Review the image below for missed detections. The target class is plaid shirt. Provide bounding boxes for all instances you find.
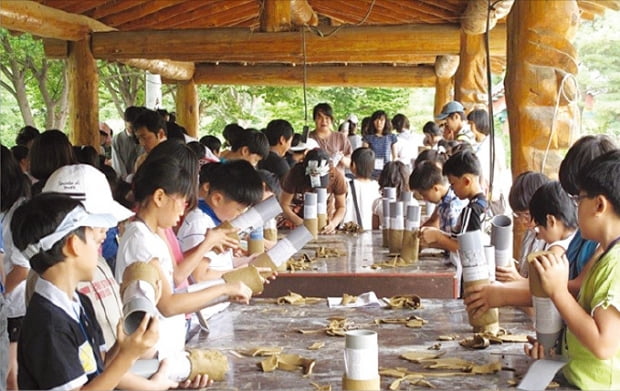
[438,188,467,233]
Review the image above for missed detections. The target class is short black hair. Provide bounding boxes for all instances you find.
[165,121,185,142]
[378,161,410,197]
[199,135,222,154]
[222,123,245,147]
[577,150,620,216]
[73,145,100,168]
[124,106,146,123]
[11,193,85,274]
[529,181,577,229]
[133,156,194,204]
[414,149,448,168]
[368,110,392,136]
[467,109,490,136]
[10,145,29,162]
[200,160,263,206]
[264,119,294,146]
[422,121,442,136]
[409,161,446,191]
[29,129,77,183]
[1,144,31,212]
[231,130,270,160]
[257,168,282,198]
[186,141,205,159]
[133,109,167,136]
[312,103,334,122]
[351,147,375,179]
[442,150,481,177]
[559,135,616,195]
[15,125,40,146]
[508,171,550,211]
[391,114,410,133]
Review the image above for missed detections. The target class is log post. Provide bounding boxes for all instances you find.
[434,55,459,117]
[454,30,487,110]
[261,0,291,32]
[176,79,199,138]
[67,38,99,148]
[505,0,580,177]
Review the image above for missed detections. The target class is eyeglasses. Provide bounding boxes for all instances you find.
[569,194,589,205]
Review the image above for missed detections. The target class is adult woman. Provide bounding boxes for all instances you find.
[308,103,352,171]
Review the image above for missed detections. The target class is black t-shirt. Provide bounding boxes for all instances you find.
[457,193,488,234]
[18,292,105,390]
[257,151,290,180]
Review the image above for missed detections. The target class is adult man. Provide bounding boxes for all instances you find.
[435,101,474,145]
[112,106,145,180]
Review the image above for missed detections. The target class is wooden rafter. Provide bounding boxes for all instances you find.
[116,0,219,30]
[88,0,150,20]
[99,1,182,27]
[165,1,259,29]
[57,0,106,15]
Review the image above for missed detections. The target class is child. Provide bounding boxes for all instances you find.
[116,157,252,363]
[528,181,577,257]
[526,150,620,390]
[343,147,381,230]
[280,148,348,234]
[372,160,411,229]
[418,150,486,252]
[176,160,264,281]
[11,193,158,390]
[409,160,466,239]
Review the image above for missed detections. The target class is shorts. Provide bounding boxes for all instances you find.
[7,316,23,343]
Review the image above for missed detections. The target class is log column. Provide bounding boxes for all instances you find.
[67,38,99,148]
[434,55,459,117]
[454,31,487,110]
[505,0,580,177]
[261,0,291,32]
[176,79,199,138]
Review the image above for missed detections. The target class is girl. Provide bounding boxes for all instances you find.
[362,110,397,178]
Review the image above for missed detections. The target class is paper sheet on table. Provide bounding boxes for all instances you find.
[518,359,566,391]
[327,291,386,308]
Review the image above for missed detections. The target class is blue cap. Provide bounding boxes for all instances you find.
[435,101,464,120]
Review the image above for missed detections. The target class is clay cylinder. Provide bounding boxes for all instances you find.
[382,187,397,201]
[267,225,313,267]
[247,226,265,255]
[484,245,496,282]
[491,215,513,267]
[381,198,391,248]
[316,187,328,231]
[401,205,421,263]
[528,251,562,354]
[388,201,404,254]
[303,192,318,239]
[263,218,278,241]
[231,195,282,231]
[222,265,265,295]
[458,230,500,334]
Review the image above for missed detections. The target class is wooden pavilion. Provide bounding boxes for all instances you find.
[1,0,618,177]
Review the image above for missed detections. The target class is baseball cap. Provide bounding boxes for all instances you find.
[289,137,319,152]
[347,114,359,124]
[43,164,134,222]
[435,101,464,120]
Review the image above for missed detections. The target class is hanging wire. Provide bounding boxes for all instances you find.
[308,0,377,38]
[301,26,309,141]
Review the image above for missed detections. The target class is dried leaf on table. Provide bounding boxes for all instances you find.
[259,353,316,375]
[400,350,446,363]
[307,341,325,350]
[375,315,426,327]
[277,291,323,305]
[385,294,422,309]
[340,293,357,305]
[240,346,283,357]
[470,361,502,374]
[315,246,345,258]
[427,343,442,350]
[459,334,491,349]
[311,381,332,391]
[406,316,427,328]
[437,334,459,341]
[420,357,474,370]
[380,368,409,378]
[371,256,410,269]
[338,222,363,233]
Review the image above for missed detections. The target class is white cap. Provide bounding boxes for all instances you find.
[347,114,359,124]
[289,137,320,152]
[43,164,134,222]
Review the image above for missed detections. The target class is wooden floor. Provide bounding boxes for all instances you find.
[187,299,575,390]
[261,231,459,299]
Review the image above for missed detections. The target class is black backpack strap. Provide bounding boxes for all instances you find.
[349,179,363,226]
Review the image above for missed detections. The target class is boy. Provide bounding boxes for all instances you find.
[258,119,294,180]
[418,150,486,252]
[177,160,265,281]
[221,129,269,167]
[526,150,620,389]
[11,193,158,390]
[343,147,380,231]
[409,160,467,244]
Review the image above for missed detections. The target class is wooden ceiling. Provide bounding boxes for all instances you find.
[34,0,470,31]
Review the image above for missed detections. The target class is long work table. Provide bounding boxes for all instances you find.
[187,298,575,390]
[261,231,459,299]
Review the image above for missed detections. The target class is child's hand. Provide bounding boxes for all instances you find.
[495,261,524,282]
[531,252,569,299]
[148,359,179,389]
[233,253,258,268]
[205,226,239,253]
[226,281,252,304]
[257,268,277,284]
[178,374,213,389]
[420,227,441,245]
[117,314,159,358]
[524,335,547,360]
[321,222,338,234]
[463,284,497,319]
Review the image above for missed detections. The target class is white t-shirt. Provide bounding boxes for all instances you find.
[176,208,233,271]
[2,198,29,318]
[116,220,185,358]
[344,179,381,231]
[395,130,423,169]
[475,135,510,203]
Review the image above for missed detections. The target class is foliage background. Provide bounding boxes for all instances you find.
[1,11,618,146]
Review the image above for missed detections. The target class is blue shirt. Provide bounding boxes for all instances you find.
[438,188,467,233]
[198,199,221,225]
[566,229,598,279]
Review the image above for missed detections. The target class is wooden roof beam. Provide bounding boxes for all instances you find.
[193,64,436,87]
[91,24,507,63]
[462,0,514,35]
[261,0,291,32]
